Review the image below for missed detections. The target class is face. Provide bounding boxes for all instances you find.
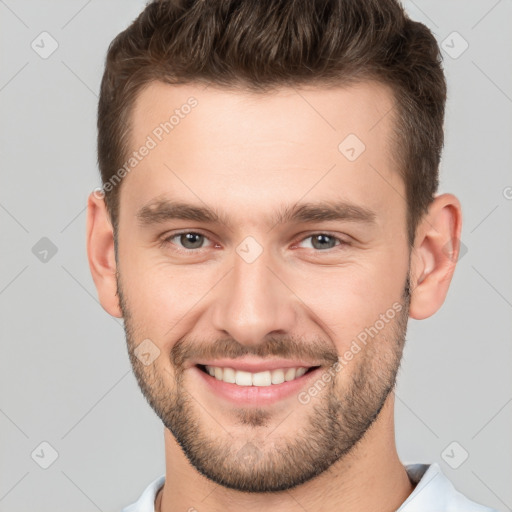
[115,81,412,492]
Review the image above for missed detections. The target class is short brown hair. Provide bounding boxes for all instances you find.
[97,0,446,244]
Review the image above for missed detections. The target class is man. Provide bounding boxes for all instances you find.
[86,0,497,510]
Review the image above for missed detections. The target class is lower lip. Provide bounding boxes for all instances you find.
[192,365,323,406]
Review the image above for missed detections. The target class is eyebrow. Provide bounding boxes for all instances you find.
[136,198,376,230]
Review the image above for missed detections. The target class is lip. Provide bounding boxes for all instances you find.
[192,357,322,373]
[192,364,324,406]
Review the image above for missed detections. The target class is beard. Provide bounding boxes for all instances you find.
[117,272,410,493]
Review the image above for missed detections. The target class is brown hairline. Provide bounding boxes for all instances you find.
[97,0,447,248]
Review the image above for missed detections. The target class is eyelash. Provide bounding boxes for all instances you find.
[159,230,349,254]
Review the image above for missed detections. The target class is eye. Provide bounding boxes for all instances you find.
[160,231,214,251]
[159,231,348,254]
[296,233,346,251]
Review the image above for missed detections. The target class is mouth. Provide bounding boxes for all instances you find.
[196,364,321,386]
[193,363,324,406]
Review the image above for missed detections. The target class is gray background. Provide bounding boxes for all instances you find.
[1,1,511,510]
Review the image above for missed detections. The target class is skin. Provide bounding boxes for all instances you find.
[87,81,462,512]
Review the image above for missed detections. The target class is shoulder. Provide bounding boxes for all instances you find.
[399,463,498,512]
[121,474,166,512]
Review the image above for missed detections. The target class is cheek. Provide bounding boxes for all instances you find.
[118,250,174,337]
[288,253,407,350]
[119,254,217,346]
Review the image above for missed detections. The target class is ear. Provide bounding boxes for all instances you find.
[86,191,123,318]
[409,193,463,320]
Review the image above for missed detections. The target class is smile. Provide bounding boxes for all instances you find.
[200,364,319,387]
[194,363,324,406]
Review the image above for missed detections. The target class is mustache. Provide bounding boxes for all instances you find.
[170,334,340,369]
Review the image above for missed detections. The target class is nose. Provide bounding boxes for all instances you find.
[211,244,297,348]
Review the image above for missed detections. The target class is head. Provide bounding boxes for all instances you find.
[87,0,462,493]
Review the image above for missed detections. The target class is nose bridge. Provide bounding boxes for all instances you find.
[211,240,296,346]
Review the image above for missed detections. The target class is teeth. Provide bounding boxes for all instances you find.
[284,368,296,381]
[235,370,253,386]
[203,365,311,386]
[252,371,271,387]
[296,367,307,377]
[223,367,236,383]
[271,369,285,384]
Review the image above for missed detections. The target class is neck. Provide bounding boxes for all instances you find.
[157,394,415,512]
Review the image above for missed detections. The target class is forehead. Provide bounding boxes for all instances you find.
[121,80,403,229]
[130,80,396,152]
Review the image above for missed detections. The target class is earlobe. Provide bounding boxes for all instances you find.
[409,193,463,320]
[86,192,123,318]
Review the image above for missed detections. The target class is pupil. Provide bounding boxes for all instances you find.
[182,233,203,249]
[313,234,334,250]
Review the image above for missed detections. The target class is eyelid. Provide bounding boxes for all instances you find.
[292,232,349,249]
[160,230,216,252]
[159,230,350,253]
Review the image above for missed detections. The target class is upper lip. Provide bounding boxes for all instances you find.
[193,357,322,373]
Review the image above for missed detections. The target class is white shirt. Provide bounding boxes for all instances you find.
[121,463,498,512]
